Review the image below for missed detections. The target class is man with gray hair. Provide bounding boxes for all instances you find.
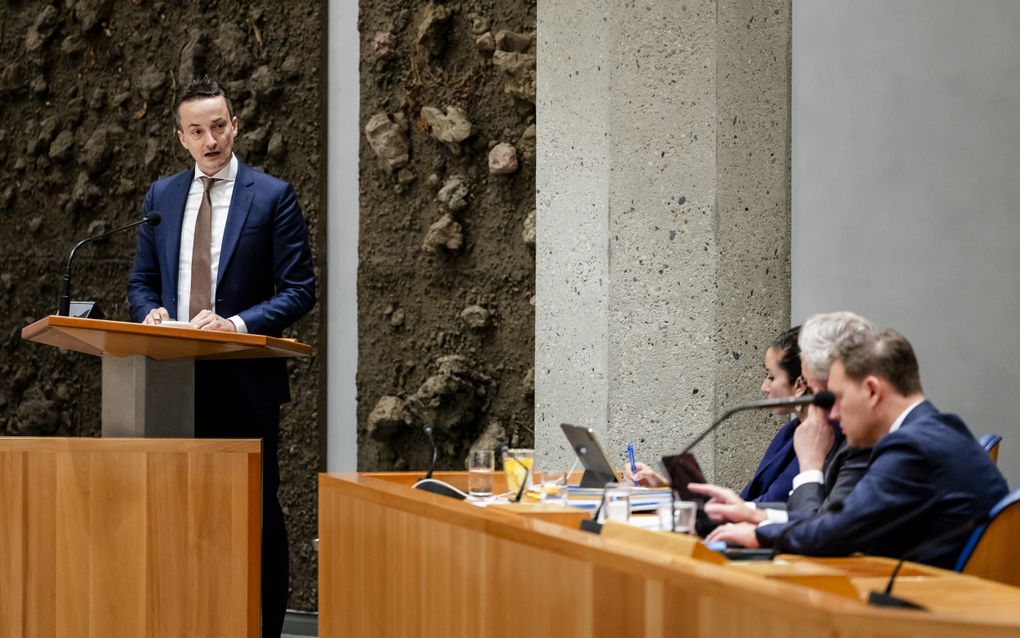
[690,311,873,524]
[709,328,1007,568]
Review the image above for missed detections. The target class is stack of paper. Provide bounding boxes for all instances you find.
[565,486,674,512]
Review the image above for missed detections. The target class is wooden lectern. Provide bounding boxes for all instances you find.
[21,315,310,437]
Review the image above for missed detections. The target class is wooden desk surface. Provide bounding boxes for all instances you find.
[319,471,1020,638]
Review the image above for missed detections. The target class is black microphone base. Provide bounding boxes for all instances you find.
[412,478,467,500]
[579,519,603,534]
[867,591,926,610]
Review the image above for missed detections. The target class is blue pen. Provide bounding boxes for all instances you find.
[627,443,638,487]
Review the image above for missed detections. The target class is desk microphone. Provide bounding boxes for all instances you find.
[680,391,835,456]
[58,212,162,316]
[867,513,989,610]
[498,444,530,503]
[408,399,466,500]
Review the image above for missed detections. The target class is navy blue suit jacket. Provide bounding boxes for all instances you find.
[757,401,1008,568]
[127,161,316,407]
[740,418,800,503]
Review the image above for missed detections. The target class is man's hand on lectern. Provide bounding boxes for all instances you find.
[190,309,237,332]
[142,307,170,325]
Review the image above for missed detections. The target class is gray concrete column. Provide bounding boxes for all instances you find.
[537,0,791,488]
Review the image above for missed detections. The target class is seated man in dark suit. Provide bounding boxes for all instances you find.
[707,328,1009,569]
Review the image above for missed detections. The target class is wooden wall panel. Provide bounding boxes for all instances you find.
[0,437,260,638]
[55,451,91,637]
[0,451,25,638]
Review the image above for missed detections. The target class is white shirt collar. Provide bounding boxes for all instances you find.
[194,154,237,183]
[889,399,925,433]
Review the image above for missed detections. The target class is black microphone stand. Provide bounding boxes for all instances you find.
[867,514,989,610]
[680,391,835,456]
[422,425,438,481]
[58,213,161,316]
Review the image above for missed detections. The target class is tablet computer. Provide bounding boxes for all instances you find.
[560,423,619,488]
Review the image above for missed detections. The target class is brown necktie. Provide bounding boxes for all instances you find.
[189,176,218,320]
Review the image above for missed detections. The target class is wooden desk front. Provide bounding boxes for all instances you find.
[0,437,261,638]
[319,472,1020,638]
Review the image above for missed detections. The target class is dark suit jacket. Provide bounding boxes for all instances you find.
[127,160,316,408]
[756,401,1009,568]
[740,418,801,503]
[785,442,871,515]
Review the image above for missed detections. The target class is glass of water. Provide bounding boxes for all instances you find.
[672,500,697,534]
[602,483,630,522]
[538,470,569,506]
[467,449,495,498]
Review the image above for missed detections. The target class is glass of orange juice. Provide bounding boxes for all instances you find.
[501,448,534,496]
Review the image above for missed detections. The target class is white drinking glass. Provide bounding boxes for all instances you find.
[467,449,495,498]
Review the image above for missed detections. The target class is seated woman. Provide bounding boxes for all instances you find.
[627,326,808,503]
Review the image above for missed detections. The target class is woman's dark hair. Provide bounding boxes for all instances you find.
[771,325,802,383]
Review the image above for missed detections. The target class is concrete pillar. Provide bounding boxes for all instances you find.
[536,0,792,488]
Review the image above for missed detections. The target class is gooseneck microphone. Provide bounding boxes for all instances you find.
[498,444,530,503]
[867,513,990,610]
[680,391,835,456]
[407,399,467,500]
[422,425,438,480]
[58,212,162,316]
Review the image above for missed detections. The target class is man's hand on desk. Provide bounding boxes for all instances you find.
[705,522,761,548]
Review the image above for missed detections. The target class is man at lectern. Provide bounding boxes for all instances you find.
[127,76,316,637]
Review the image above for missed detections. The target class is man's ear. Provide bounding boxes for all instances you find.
[864,375,883,406]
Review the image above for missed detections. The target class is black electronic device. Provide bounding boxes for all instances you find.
[560,423,619,488]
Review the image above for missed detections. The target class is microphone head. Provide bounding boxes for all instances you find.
[496,443,510,455]
[812,391,836,410]
[145,212,162,226]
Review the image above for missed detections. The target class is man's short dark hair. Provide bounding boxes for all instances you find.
[174,76,234,130]
[834,328,923,396]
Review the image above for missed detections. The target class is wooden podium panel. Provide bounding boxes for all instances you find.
[21,316,311,437]
[0,437,261,638]
[21,315,311,361]
[319,472,1020,638]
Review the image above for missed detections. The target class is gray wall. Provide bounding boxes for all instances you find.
[326,0,359,472]
[537,1,792,488]
[793,0,1020,487]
